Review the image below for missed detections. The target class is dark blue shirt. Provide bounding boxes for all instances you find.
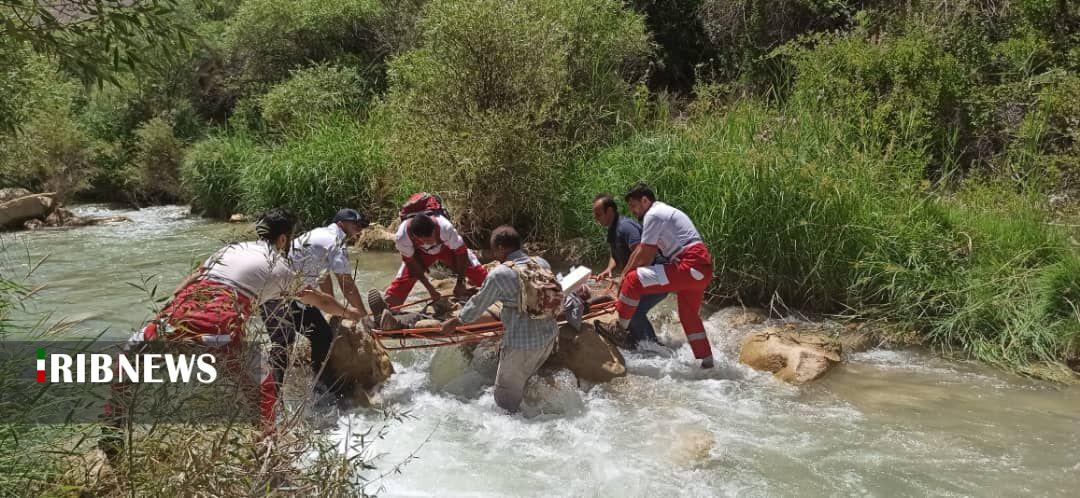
[607,215,665,269]
[607,215,640,269]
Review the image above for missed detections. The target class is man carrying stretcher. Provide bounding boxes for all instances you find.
[377,193,488,311]
[614,183,716,368]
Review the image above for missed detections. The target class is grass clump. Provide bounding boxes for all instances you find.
[239,116,390,227]
[181,134,260,218]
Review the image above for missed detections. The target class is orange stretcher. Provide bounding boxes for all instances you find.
[372,279,618,351]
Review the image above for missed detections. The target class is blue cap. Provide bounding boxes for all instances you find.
[331,208,368,227]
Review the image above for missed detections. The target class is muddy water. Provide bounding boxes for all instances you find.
[3,205,1078,496]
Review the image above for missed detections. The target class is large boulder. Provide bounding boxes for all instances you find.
[545,322,627,384]
[0,193,55,229]
[739,326,841,383]
[355,223,397,251]
[326,317,395,404]
[0,187,33,203]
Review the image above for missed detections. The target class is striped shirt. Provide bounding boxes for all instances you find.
[458,250,558,349]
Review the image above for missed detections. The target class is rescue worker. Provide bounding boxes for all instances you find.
[437,226,558,412]
[381,197,487,308]
[105,208,365,439]
[615,184,716,368]
[261,208,370,398]
[592,193,668,348]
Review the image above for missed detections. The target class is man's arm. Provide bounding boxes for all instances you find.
[404,256,440,300]
[622,244,659,278]
[335,273,368,317]
[440,269,504,333]
[318,274,334,296]
[296,288,363,320]
[597,256,617,280]
[452,250,470,297]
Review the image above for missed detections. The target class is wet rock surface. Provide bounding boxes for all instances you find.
[739,326,842,383]
[326,317,395,404]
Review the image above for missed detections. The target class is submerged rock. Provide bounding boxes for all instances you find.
[546,322,627,384]
[326,317,395,404]
[739,326,841,383]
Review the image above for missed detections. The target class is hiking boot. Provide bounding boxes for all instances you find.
[368,289,388,317]
[635,340,675,358]
[379,309,404,331]
[700,356,715,369]
[594,320,633,350]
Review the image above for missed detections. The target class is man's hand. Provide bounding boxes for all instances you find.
[439,317,461,335]
[597,268,612,280]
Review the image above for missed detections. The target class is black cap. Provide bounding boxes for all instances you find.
[331,208,369,227]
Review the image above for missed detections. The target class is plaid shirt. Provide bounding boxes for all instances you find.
[458,250,558,349]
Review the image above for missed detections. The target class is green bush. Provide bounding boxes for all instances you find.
[259,64,369,133]
[0,55,99,200]
[224,0,382,89]
[239,116,389,227]
[782,25,969,173]
[182,134,261,218]
[383,0,652,236]
[0,111,98,201]
[132,117,187,203]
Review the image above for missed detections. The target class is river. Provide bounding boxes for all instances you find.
[2,205,1078,496]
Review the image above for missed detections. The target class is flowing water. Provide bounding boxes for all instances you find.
[3,205,1078,496]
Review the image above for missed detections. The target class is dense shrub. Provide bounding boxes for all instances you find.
[259,65,370,133]
[0,55,98,200]
[383,0,652,237]
[224,0,383,90]
[133,117,187,203]
[182,134,261,218]
[239,116,389,227]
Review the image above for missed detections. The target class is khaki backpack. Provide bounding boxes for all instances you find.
[504,259,565,320]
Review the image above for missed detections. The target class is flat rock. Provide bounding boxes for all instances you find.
[739,326,841,383]
[0,187,33,203]
[0,193,54,229]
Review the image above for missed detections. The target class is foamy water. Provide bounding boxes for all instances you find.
[334,307,1080,496]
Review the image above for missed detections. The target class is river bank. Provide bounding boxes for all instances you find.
[2,205,1079,495]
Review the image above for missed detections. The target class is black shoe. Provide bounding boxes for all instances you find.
[368,289,388,317]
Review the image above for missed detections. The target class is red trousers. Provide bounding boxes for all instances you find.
[385,248,488,305]
[616,243,714,359]
[107,280,277,426]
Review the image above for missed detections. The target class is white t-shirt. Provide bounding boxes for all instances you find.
[640,201,702,258]
[201,241,297,304]
[395,215,466,258]
[290,223,351,287]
